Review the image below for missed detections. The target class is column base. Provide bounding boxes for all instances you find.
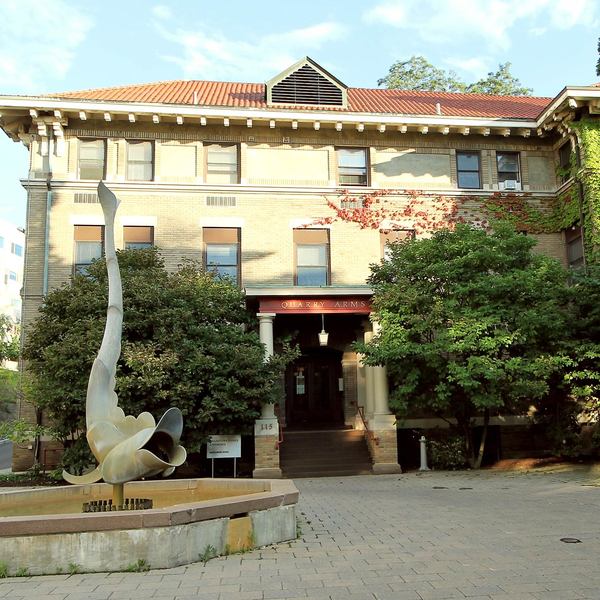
[372,462,402,474]
[253,467,283,479]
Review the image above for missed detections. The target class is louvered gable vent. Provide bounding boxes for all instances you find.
[267,57,347,108]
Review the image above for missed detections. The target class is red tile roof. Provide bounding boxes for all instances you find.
[49,80,551,119]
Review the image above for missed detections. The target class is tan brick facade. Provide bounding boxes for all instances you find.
[5,73,577,472]
[253,435,282,479]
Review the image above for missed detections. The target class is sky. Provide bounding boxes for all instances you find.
[0,0,598,228]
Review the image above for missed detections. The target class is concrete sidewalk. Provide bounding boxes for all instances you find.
[0,468,599,599]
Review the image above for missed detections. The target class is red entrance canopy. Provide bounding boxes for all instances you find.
[259,296,372,314]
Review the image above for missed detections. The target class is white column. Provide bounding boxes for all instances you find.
[257,312,276,419]
[371,320,394,427]
[258,312,275,358]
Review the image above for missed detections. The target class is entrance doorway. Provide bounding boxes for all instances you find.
[285,349,344,429]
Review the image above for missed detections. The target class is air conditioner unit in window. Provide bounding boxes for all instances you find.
[501,180,520,191]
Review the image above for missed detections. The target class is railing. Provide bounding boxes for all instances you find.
[357,406,379,446]
[275,418,284,449]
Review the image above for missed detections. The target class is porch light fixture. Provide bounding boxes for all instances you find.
[318,314,329,346]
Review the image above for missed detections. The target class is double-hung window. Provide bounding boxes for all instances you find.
[565,226,584,269]
[124,226,154,250]
[558,142,572,184]
[456,151,481,189]
[74,225,104,275]
[380,229,415,261]
[126,141,153,181]
[337,148,368,186]
[203,228,240,284]
[78,139,106,180]
[294,229,329,286]
[206,144,239,184]
[496,152,520,189]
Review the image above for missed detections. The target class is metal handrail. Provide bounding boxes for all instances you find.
[276,418,284,449]
[357,406,379,446]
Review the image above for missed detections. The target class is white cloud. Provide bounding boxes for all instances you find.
[444,57,491,79]
[0,0,92,93]
[153,19,347,81]
[152,5,172,20]
[363,0,597,51]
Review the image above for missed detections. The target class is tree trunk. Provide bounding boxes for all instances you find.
[473,408,490,470]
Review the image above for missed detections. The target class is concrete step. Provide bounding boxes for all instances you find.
[280,429,372,478]
[285,468,373,478]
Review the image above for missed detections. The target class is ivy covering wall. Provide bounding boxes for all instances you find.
[571,118,600,263]
[480,116,600,265]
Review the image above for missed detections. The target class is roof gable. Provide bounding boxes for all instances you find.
[266,57,347,108]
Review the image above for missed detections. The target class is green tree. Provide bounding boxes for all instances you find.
[465,63,532,96]
[597,37,600,77]
[23,248,293,472]
[0,315,19,362]
[377,56,466,92]
[359,223,570,468]
[378,56,532,96]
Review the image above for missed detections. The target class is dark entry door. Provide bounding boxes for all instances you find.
[286,351,343,428]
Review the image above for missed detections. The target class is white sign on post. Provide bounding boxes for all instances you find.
[207,435,242,478]
[207,435,241,459]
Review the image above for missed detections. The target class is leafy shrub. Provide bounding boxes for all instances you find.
[428,437,468,470]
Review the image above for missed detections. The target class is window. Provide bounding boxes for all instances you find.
[294,229,329,286]
[337,148,368,186]
[206,144,239,184]
[124,226,154,250]
[10,242,23,257]
[74,225,104,274]
[565,226,584,269]
[78,139,106,180]
[0,236,4,249]
[558,142,572,184]
[127,141,153,181]
[456,151,481,189]
[496,152,520,187]
[8,271,17,282]
[380,229,415,260]
[203,228,240,283]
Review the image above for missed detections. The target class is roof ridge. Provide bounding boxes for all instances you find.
[352,87,551,101]
[48,79,265,97]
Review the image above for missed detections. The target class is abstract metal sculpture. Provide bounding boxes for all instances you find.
[63,182,186,496]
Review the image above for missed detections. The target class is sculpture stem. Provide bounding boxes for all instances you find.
[113,483,124,508]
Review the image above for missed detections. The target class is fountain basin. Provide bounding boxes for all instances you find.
[0,478,298,574]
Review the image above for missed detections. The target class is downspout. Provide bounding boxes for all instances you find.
[43,136,53,296]
[34,133,53,465]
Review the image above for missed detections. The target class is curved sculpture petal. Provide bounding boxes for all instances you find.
[63,182,187,486]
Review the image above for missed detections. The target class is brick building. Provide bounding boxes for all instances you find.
[0,57,596,475]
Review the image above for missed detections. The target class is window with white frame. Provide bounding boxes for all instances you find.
[496,152,520,189]
[206,144,239,184]
[203,228,240,283]
[124,226,154,250]
[126,141,153,181]
[78,139,106,180]
[294,229,329,286]
[380,229,415,260]
[74,225,104,275]
[336,148,368,186]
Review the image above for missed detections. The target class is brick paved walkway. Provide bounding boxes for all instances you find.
[1,468,600,599]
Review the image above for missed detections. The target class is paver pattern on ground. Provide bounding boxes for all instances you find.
[1,467,600,600]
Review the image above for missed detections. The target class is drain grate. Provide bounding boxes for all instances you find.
[82,498,153,512]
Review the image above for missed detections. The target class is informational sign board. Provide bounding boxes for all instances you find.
[206,435,241,459]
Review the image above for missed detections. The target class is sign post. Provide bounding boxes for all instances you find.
[206,435,242,477]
